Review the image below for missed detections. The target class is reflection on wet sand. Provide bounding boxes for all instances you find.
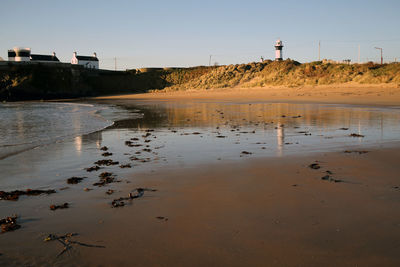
[75,131,104,156]
[104,101,400,153]
[1,101,399,191]
[81,131,103,147]
[74,136,82,156]
[107,101,399,132]
[276,122,284,157]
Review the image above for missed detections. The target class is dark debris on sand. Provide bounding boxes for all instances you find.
[344,150,369,154]
[0,189,56,201]
[67,177,86,184]
[309,163,321,170]
[156,216,169,221]
[94,159,119,166]
[111,188,157,208]
[93,172,116,186]
[119,164,132,168]
[85,166,101,172]
[125,140,143,147]
[106,189,114,195]
[321,175,343,183]
[1,216,21,233]
[142,132,151,138]
[349,133,365,138]
[129,156,151,163]
[50,203,69,211]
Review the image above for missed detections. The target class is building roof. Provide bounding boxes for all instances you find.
[30,54,60,62]
[76,55,99,61]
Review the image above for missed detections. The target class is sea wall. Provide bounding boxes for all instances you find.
[0,63,170,101]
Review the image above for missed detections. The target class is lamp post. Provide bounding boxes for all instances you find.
[375,47,383,64]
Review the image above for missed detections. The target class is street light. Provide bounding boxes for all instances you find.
[375,47,383,64]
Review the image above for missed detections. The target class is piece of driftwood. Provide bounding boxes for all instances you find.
[44,233,105,258]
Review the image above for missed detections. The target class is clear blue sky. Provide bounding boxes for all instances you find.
[1,0,399,70]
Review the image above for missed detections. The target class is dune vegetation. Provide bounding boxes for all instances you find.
[160,60,400,92]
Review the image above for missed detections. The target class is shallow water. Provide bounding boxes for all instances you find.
[0,102,114,160]
[0,100,400,191]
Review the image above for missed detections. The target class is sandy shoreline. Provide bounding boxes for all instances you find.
[2,89,400,266]
[94,84,400,106]
[88,146,400,266]
[2,145,400,266]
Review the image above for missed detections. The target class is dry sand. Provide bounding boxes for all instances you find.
[95,84,400,106]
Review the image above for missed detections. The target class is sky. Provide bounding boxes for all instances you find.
[1,0,399,70]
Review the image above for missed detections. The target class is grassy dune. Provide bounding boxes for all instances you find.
[160,60,400,91]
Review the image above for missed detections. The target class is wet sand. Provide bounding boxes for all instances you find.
[103,147,400,267]
[94,84,400,106]
[80,147,400,267]
[2,146,400,266]
[2,89,400,266]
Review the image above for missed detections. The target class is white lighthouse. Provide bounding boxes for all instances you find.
[274,39,283,61]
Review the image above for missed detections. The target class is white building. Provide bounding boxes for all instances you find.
[71,52,99,69]
[7,47,60,63]
[8,47,31,62]
[274,39,284,61]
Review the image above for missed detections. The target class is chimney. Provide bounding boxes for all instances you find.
[93,52,97,58]
[52,52,56,57]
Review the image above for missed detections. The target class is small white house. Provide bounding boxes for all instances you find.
[71,52,99,69]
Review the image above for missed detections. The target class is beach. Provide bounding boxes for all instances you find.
[96,84,400,106]
[1,86,400,266]
[2,0,400,265]
[58,147,400,266]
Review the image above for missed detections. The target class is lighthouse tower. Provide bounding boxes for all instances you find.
[274,39,283,61]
